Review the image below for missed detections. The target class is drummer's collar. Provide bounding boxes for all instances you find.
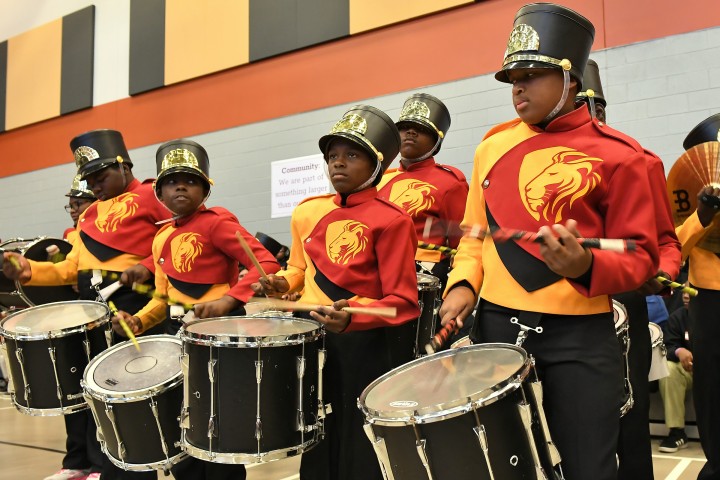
[400,157,435,172]
[334,187,377,207]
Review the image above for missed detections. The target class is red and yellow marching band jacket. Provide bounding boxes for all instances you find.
[378,158,468,262]
[278,188,420,331]
[644,149,681,280]
[676,212,720,290]
[446,107,660,315]
[27,179,169,285]
[134,206,281,331]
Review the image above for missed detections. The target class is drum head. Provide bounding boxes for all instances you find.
[181,316,321,345]
[648,322,663,346]
[0,300,108,339]
[85,335,182,397]
[416,273,440,290]
[360,344,528,423]
[613,300,628,331]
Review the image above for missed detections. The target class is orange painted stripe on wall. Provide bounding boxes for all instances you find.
[165,0,250,86]
[5,19,62,131]
[349,0,473,34]
[0,0,717,178]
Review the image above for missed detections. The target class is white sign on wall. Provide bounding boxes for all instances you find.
[271,154,331,218]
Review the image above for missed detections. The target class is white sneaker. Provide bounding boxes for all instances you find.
[84,474,101,480]
[43,470,89,480]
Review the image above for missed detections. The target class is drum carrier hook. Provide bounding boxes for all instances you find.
[510,312,543,347]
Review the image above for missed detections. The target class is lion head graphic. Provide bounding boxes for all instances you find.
[170,233,203,273]
[523,149,602,222]
[389,179,437,217]
[95,193,139,233]
[326,220,369,265]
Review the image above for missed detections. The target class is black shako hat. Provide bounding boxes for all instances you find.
[255,232,285,258]
[576,59,605,106]
[72,129,132,179]
[65,174,96,199]
[495,3,595,88]
[319,105,401,178]
[396,93,451,155]
[683,114,720,151]
[155,139,213,194]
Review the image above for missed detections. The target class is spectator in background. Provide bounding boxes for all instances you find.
[658,288,692,453]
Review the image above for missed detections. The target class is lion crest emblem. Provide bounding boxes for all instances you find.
[389,179,437,216]
[171,233,203,273]
[521,148,602,222]
[325,220,369,265]
[95,193,139,233]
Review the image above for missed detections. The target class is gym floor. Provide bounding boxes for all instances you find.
[0,394,705,479]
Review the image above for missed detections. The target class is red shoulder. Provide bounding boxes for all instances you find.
[435,163,467,182]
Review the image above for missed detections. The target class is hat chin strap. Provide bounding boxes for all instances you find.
[153,185,212,225]
[541,68,571,125]
[352,160,382,193]
[400,136,442,164]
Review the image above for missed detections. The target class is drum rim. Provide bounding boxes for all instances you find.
[649,322,664,347]
[449,335,471,349]
[416,272,440,290]
[0,300,109,340]
[359,343,530,425]
[102,448,187,473]
[180,430,320,464]
[9,393,88,416]
[83,335,183,401]
[179,316,323,347]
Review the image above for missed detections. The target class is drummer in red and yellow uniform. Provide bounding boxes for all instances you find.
[439,5,659,479]
[251,105,419,480]
[378,93,468,287]
[2,129,169,480]
[112,138,278,479]
[63,174,96,245]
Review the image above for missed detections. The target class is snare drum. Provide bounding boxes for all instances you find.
[0,301,111,415]
[0,237,77,310]
[386,273,441,368]
[359,344,559,480]
[83,335,186,472]
[179,316,324,464]
[613,300,634,417]
[648,323,670,381]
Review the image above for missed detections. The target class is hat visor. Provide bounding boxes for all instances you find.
[156,166,212,190]
[495,61,560,83]
[77,159,120,179]
[66,190,96,199]
[319,132,379,163]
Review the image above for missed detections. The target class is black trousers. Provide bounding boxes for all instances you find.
[614,292,653,480]
[299,328,390,480]
[170,457,246,479]
[471,301,623,480]
[690,287,720,480]
[63,410,105,472]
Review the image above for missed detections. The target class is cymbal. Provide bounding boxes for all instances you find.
[666,142,720,252]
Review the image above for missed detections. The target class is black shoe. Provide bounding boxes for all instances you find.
[0,378,7,393]
[659,428,688,453]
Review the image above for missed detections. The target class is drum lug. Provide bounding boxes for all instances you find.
[207,354,218,456]
[105,404,127,468]
[362,423,396,480]
[48,346,64,404]
[296,355,306,433]
[83,338,91,361]
[471,409,496,480]
[414,437,434,480]
[255,359,264,442]
[15,347,31,405]
[149,397,170,460]
[104,324,112,349]
[317,348,327,420]
[517,402,548,480]
[180,352,190,428]
[0,342,14,396]
[525,381,562,468]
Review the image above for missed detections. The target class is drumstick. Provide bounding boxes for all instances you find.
[236,231,269,283]
[425,318,458,355]
[108,301,141,352]
[131,283,196,311]
[246,297,397,318]
[464,225,636,253]
[655,276,698,297]
[417,241,457,256]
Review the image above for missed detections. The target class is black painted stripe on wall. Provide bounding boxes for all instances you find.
[0,41,6,133]
[61,6,95,115]
[249,0,349,62]
[129,0,165,96]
